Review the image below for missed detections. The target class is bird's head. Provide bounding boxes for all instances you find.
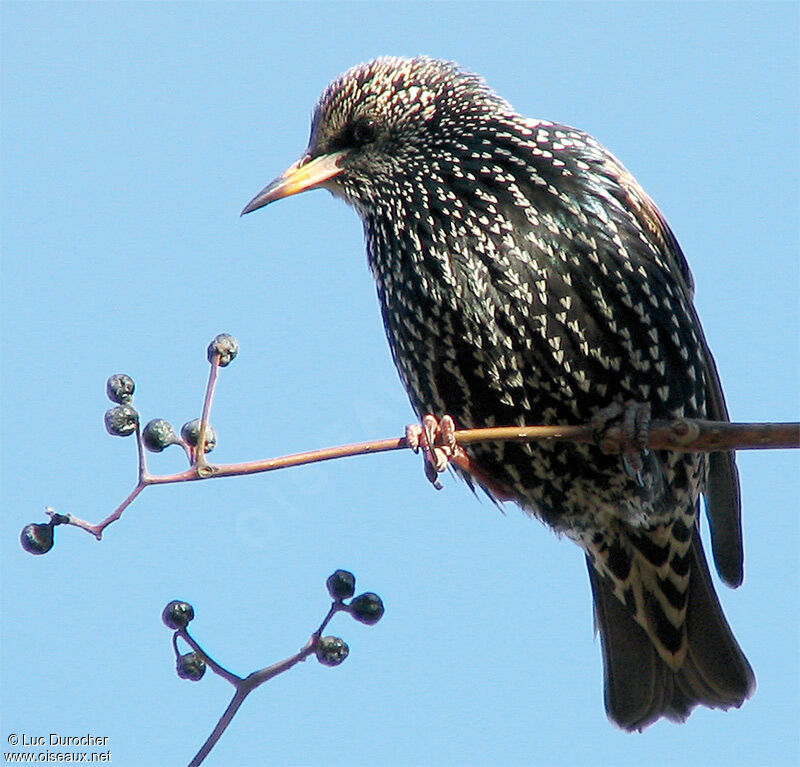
[241,56,511,216]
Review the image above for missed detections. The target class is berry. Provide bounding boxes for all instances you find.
[104,405,139,437]
[315,636,349,667]
[106,373,135,404]
[348,593,385,625]
[180,419,216,452]
[20,522,54,555]
[143,419,179,452]
[162,601,195,630]
[176,652,206,681]
[326,569,356,601]
[207,333,239,367]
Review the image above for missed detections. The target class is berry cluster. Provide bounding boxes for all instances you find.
[104,332,238,453]
[20,334,239,554]
[318,569,385,665]
[162,569,384,684]
[160,570,384,762]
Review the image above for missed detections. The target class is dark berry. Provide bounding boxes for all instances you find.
[180,419,216,452]
[315,636,349,667]
[104,405,139,437]
[143,419,179,452]
[348,593,385,625]
[176,652,206,681]
[207,333,239,367]
[162,601,195,630]
[20,522,54,555]
[326,569,356,601]
[106,374,135,404]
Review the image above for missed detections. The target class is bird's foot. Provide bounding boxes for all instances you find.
[405,414,515,500]
[405,414,460,489]
[592,400,652,485]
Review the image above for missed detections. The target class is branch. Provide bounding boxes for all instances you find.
[199,419,800,480]
[160,570,384,766]
[21,333,798,552]
[455,419,800,453]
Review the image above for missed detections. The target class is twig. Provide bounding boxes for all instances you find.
[184,603,337,767]
[165,570,381,767]
[50,419,798,542]
[194,354,221,475]
[31,334,799,546]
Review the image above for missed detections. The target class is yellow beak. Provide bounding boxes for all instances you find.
[240,151,347,215]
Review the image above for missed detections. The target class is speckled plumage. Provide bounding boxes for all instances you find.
[244,56,754,730]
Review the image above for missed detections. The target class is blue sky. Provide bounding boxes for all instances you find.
[2,2,798,766]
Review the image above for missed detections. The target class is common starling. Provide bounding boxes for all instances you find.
[242,56,755,730]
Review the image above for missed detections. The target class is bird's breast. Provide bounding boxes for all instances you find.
[361,182,708,526]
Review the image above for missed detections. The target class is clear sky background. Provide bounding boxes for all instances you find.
[2,3,798,766]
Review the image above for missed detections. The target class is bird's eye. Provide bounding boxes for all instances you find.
[347,117,378,148]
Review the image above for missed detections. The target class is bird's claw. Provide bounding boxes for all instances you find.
[405,414,460,490]
[592,400,652,486]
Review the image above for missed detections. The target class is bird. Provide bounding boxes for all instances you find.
[241,56,755,731]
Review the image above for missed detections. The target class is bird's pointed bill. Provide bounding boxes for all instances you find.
[241,151,347,215]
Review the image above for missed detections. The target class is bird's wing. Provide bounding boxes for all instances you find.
[645,203,744,587]
[595,147,744,587]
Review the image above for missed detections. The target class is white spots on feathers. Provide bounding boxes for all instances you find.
[312,55,709,532]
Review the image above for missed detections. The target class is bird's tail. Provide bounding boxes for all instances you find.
[586,525,755,731]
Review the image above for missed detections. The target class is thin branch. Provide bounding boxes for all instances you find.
[453,419,800,453]
[50,418,798,541]
[184,600,342,767]
[194,354,221,475]
[49,482,147,540]
[178,421,800,484]
[138,420,800,482]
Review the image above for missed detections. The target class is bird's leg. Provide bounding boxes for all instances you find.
[592,400,652,485]
[405,414,515,500]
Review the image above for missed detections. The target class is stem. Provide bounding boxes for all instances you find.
[178,631,242,687]
[187,687,249,767]
[194,355,220,474]
[55,482,146,540]
[54,419,800,540]
[185,602,341,766]
[131,420,800,483]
